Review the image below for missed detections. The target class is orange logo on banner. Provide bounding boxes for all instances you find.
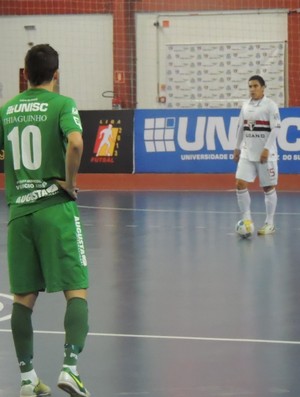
[91,121,122,164]
[93,124,117,156]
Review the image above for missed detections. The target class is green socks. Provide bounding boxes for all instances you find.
[11,303,34,373]
[63,297,89,366]
[10,298,89,372]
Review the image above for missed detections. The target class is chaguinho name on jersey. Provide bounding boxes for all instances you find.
[4,115,47,125]
[4,102,49,125]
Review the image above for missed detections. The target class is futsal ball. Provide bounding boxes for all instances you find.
[235,219,254,238]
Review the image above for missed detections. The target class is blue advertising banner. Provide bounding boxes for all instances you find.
[134,108,300,173]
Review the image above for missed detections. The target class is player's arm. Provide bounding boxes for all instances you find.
[57,131,83,199]
[260,126,280,164]
[233,111,244,162]
[0,109,4,150]
[260,104,281,164]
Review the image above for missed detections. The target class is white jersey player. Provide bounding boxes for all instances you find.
[233,75,281,235]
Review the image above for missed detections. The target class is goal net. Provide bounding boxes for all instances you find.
[0,1,299,110]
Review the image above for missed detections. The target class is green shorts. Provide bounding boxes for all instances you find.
[8,201,89,294]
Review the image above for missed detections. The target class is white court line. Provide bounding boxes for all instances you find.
[78,205,240,213]
[0,328,300,345]
[78,205,300,216]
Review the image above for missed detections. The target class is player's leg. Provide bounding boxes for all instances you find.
[59,289,90,397]
[8,216,51,397]
[257,160,278,235]
[235,158,257,221]
[236,179,251,220]
[33,202,90,396]
[63,288,89,376]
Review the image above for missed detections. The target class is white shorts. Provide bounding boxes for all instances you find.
[235,158,278,187]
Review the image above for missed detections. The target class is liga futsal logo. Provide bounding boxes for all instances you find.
[91,121,122,163]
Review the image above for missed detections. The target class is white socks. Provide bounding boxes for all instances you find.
[21,369,38,384]
[264,188,277,226]
[63,364,78,375]
[236,189,251,220]
[236,188,277,226]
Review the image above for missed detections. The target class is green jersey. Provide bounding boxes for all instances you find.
[0,88,83,222]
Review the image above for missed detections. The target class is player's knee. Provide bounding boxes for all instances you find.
[263,186,275,193]
[236,179,247,190]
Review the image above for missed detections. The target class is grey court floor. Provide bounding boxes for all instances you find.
[1,189,300,397]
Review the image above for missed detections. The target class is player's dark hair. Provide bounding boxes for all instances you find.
[248,75,266,87]
[25,44,59,86]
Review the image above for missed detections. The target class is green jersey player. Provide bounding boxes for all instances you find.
[0,44,90,397]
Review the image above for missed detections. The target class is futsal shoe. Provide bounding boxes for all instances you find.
[58,367,90,397]
[20,379,51,397]
[257,223,275,235]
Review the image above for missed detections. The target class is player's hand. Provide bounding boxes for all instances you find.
[55,180,79,200]
[233,149,241,162]
[260,148,269,164]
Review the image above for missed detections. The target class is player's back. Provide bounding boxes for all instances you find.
[0,88,82,220]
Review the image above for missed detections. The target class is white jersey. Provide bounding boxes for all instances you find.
[236,96,281,162]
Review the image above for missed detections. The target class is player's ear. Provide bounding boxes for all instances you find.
[53,70,59,81]
[23,68,29,81]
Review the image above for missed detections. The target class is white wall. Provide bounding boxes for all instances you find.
[0,14,113,110]
[136,10,288,108]
[0,12,288,110]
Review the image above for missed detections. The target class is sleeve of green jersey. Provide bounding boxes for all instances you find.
[60,97,83,137]
[0,108,4,150]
